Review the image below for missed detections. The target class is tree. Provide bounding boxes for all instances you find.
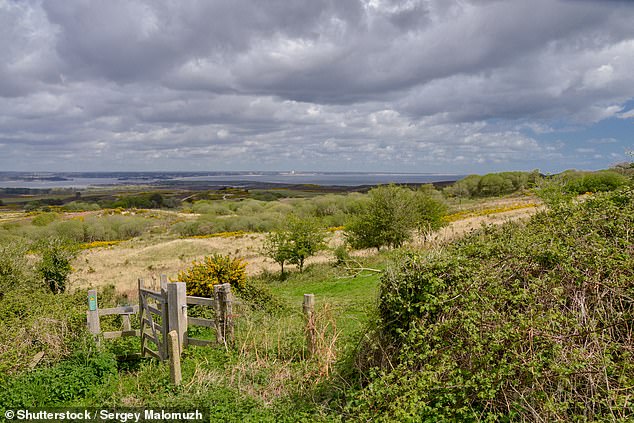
[413,186,448,238]
[345,185,415,251]
[263,216,326,275]
[346,184,447,251]
[286,216,326,272]
[262,231,293,276]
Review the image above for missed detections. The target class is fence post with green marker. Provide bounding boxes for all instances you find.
[87,289,101,346]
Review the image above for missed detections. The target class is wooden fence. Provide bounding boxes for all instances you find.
[86,277,234,360]
[87,277,316,385]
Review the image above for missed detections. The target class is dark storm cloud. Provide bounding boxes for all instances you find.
[0,0,633,172]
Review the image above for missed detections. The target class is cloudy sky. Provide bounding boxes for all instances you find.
[1,0,633,173]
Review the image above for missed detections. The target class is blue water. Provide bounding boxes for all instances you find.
[0,172,463,189]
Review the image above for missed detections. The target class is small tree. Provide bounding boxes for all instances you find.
[286,216,326,272]
[262,231,293,276]
[263,216,326,275]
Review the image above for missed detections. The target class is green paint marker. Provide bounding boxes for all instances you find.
[88,294,97,311]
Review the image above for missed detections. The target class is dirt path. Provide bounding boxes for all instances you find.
[69,199,542,294]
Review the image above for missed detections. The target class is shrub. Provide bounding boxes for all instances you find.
[31,212,60,227]
[345,185,446,251]
[445,170,541,198]
[36,238,77,294]
[177,254,247,298]
[0,244,31,295]
[565,170,629,194]
[61,201,101,211]
[345,185,416,251]
[348,188,634,421]
[262,231,293,276]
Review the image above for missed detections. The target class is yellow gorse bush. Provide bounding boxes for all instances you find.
[79,240,123,249]
[176,254,247,298]
[443,202,538,222]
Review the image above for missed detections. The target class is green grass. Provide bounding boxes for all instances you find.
[267,262,382,339]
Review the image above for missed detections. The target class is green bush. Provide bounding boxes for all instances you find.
[0,288,87,374]
[0,244,31,295]
[565,170,629,194]
[31,212,60,227]
[348,188,634,421]
[446,170,541,198]
[61,201,101,211]
[0,348,117,410]
[36,238,77,294]
[345,184,446,251]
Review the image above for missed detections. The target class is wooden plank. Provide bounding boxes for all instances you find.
[160,274,168,292]
[303,294,316,356]
[103,330,140,339]
[143,347,161,360]
[142,317,164,332]
[186,296,216,307]
[140,288,165,303]
[142,332,159,346]
[122,314,131,331]
[188,317,216,328]
[187,337,213,347]
[160,291,169,360]
[98,305,139,316]
[29,351,45,370]
[147,305,162,316]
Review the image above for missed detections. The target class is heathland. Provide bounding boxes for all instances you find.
[0,165,632,421]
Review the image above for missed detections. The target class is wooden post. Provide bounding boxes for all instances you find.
[220,283,234,345]
[122,314,132,331]
[167,282,188,355]
[138,278,146,358]
[160,274,168,291]
[213,284,224,344]
[167,330,182,385]
[87,289,101,346]
[160,285,169,360]
[303,294,316,356]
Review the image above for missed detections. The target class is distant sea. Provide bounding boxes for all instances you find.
[0,172,464,189]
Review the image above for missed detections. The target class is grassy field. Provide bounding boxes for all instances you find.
[14,173,634,420]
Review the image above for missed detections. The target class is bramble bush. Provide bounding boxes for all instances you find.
[347,188,634,421]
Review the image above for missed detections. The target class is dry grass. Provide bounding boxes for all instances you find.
[69,197,542,294]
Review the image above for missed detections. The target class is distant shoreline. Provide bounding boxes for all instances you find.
[0,171,463,190]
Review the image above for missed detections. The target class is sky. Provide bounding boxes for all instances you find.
[0,0,633,174]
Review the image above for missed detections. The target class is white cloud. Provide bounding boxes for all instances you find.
[0,0,633,172]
